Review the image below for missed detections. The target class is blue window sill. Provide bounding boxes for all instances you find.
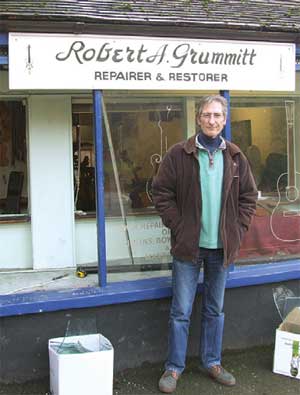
[0,260,299,317]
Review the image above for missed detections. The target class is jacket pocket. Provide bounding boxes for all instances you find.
[174,217,184,240]
[231,176,239,216]
[238,220,247,242]
[173,218,191,256]
[227,218,244,264]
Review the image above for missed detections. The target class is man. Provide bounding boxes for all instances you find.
[152,95,257,393]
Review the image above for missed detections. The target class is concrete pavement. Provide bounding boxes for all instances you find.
[0,345,299,394]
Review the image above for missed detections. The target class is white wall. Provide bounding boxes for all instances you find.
[0,222,32,269]
[28,95,75,269]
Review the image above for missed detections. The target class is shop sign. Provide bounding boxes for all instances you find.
[9,33,295,91]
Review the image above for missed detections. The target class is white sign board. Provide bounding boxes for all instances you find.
[9,33,295,91]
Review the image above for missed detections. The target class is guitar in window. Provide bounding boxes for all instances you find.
[270,100,300,242]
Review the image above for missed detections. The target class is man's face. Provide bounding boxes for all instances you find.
[197,101,226,138]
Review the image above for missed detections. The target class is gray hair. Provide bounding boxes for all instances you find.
[197,95,228,118]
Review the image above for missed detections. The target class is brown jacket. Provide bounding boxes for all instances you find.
[152,135,258,266]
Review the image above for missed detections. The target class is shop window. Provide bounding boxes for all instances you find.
[231,97,300,263]
[0,100,28,217]
[72,96,185,270]
[73,94,300,273]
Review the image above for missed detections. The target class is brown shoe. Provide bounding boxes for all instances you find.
[207,365,236,386]
[158,370,180,393]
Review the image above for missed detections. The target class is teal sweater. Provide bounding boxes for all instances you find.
[198,148,224,248]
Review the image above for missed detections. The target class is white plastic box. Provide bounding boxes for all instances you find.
[273,307,300,379]
[49,333,114,395]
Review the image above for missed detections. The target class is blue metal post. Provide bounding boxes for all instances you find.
[0,33,8,65]
[220,90,234,272]
[296,45,300,71]
[93,90,107,287]
[0,33,8,45]
[220,90,231,141]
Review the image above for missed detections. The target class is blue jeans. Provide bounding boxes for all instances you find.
[165,248,229,374]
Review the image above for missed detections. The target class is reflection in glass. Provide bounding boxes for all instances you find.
[0,100,28,216]
[72,97,185,270]
[73,99,184,217]
[231,97,300,263]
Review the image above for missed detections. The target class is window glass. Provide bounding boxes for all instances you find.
[231,96,300,263]
[0,100,28,217]
[74,92,300,275]
[73,95,187,272]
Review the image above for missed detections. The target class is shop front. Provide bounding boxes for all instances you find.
[1,33,299,284]
[0,0,300,382]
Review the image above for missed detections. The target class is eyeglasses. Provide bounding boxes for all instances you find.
[201,112,224,120]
